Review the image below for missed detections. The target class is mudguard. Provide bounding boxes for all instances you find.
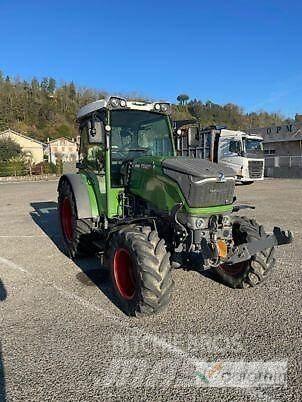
[58,174,97,219]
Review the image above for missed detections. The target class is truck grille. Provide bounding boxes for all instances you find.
[248,161,263,179]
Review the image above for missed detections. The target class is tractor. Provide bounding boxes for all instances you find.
[57,96,292,316]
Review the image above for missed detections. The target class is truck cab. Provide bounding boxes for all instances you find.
[175,123,265,184]
[218,129,264,183]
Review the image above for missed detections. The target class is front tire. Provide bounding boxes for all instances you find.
[58,179,94,259]
[107,225,174,316]
[214,217,276,288]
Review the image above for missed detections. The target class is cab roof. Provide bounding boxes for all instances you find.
[77,96,170,119]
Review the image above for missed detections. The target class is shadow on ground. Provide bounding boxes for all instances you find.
[29,202,123,313]
[0,279,7,402]
[29,202,227,317]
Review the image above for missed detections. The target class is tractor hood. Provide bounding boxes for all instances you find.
[161,157,235,208]
[162,157,235,180]
[129,156,236,211]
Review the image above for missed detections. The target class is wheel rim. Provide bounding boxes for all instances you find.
[113,248,136,300]
[61,197,73,241]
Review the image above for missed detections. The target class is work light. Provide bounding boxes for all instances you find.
[110,97,120,107]
[160,103,169,112]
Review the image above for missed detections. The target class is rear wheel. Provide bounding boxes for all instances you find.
[107,225,174,316]
[214,217,276,288]
[58,179,94,259]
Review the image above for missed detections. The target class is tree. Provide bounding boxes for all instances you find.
[177,94,190,106]
[47,78,56,94]
[0,138,23,161]
[40,77,49,91]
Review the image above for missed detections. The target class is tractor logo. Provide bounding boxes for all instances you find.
[217,171,225,183]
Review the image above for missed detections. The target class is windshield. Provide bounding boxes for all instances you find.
[244,138,264,154]
[110,110,174,186]
[110,110,173,157]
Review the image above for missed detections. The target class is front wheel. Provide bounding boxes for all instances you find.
[214,217,275,288]
[106,225,174,316]
[58,179,94,259]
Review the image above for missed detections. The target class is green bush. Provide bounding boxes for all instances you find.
[0,160,28,177]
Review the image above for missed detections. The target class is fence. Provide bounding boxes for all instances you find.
[265,156,302,168]
[265,156,302,178]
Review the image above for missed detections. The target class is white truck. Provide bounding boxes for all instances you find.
[175,123,265,184]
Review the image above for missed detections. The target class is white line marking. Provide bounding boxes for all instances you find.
[0,235,47,238]
[0,256,30,274]
[52,285,118,322]
[0,255,275,400]
[52,285,274,401]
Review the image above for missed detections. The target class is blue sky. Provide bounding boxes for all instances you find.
[1,0,302,117]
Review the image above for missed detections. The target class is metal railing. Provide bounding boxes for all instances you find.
[265,156,302,168]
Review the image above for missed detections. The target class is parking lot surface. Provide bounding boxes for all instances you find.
[0,179,301,401]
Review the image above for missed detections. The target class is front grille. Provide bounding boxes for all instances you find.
[189,178,235,207]
[248,160,263,178]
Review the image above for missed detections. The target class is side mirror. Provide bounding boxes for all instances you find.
[88,117,105,144]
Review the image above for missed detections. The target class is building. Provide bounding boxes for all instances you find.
[0,129,45,164]
[249,123,302,177]
[46,137,78,164]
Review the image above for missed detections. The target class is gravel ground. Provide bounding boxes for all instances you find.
[0,179,301,402]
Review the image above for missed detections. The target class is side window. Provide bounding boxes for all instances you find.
[79,121,103,171]
[80,124,89,161]
[229,140,241,155]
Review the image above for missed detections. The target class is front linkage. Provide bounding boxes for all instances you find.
[170,202,293,290]
[226,226,292,266]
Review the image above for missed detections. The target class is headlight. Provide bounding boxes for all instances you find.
[222,216,231,226]
[195,218,206,229]
[154,103,161,111]
[120,99,127,107]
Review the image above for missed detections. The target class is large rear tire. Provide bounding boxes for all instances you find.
[58,179,94,259]
[107,225,174,316]
[214,217,276,288]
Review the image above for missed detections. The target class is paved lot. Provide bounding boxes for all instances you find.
[0,179,301,401]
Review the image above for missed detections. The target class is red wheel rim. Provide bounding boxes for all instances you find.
[113,248,136,300]
[61,197,73,241]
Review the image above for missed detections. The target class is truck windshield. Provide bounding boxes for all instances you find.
[110,109,174,186]
[244,138,264,154]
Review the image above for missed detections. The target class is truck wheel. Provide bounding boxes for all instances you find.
[214,217,275,288]
[58,179,94,259]
[107,225,174,316]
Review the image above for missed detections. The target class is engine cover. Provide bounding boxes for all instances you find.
[162,157,235,208]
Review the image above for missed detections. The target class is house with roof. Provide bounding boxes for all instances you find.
[45,137,78,164]
[0,129,45,164]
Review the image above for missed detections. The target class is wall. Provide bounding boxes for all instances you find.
[264,140,302,157]
[265,167,302,178]
[0,130,44,163]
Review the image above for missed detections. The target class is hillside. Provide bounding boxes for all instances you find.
[0,72,291,141]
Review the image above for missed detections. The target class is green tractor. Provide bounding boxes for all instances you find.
[58,96,292,316]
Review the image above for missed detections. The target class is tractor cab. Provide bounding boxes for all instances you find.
[76,96,175,217]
